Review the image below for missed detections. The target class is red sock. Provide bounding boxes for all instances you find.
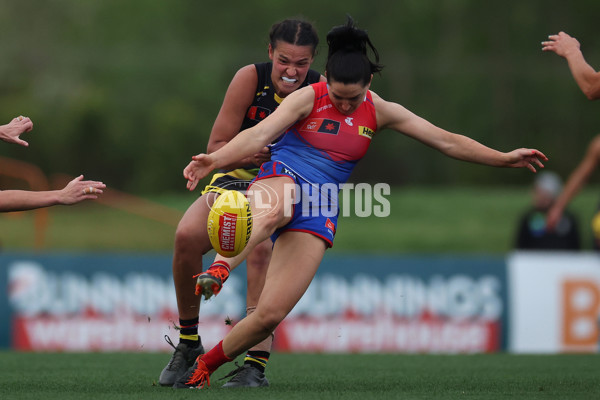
[200,340,233,373]
[209,261,230,274]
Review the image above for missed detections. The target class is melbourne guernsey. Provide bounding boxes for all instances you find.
[270,81,378,185]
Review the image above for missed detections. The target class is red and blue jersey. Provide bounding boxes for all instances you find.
[270,81,377,185]
[253,82,378,247]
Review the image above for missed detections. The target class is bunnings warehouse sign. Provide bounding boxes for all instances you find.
[0,253,507,353]
[2,254,242,352]
[278,256,506,353]
[508,252,600,353]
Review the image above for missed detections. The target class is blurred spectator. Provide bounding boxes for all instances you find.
[515,171,580,250]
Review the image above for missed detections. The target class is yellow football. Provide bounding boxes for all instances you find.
[207,190,252,257]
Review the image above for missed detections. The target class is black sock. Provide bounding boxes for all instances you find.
[244,351,270,373]
[178,317,200,347]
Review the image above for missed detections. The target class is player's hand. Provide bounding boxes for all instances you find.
[542,32,581,58]
[59,175,106,205]
[251,146,271,166]
[184,154,216,191]
[0,116,34,147]
[505,149,548,172]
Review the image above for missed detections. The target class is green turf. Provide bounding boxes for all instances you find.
[1,351,599,399]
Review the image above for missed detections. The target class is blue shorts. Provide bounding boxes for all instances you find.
[250,161,338,248]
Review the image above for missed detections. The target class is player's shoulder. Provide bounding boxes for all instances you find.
[233,64,259,80]
[227,64,259,93]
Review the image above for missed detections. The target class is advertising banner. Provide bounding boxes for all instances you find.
[277,255,507,353]
[508,252,600,353]
[1,253,243,352]
[1,253,507,353]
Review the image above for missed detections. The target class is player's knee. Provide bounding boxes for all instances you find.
[254,307,286,333]
[255,206,289,235]
[175,221,211,254]
[246,241,272,269]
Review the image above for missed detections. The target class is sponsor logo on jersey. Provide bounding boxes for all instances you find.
[247,106,271,122]
[300,118,340,135]
[325,218,336,233]
[358,126,375,139]
[345,117,354,126]
[316,103,333,113]
[283,167,296,178]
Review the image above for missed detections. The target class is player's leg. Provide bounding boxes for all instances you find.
[224,231,326,355]
[221,238,273,388]
[158,194,216,386]
[195,176,294,299]
[175,231,327,388]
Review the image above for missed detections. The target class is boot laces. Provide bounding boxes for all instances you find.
[163,335,185,370]
[218,362,244,381]
[185,360,211,388]
[208,265,229,283]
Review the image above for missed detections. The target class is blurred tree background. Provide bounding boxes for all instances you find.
[1,0,599,194]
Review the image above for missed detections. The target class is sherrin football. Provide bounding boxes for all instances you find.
[207,190,252,257]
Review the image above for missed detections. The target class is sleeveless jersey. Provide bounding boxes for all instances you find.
[240,62,321,132]
[270,81,378,185]
[210,62,320,183]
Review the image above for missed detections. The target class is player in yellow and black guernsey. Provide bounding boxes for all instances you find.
[159,19,324,389]
[204,61,322,192]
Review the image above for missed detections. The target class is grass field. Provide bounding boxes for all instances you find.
[1,351,599,399]
[1,186,600,254]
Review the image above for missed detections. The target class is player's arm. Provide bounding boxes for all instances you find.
[206,65,267,169]
[542,32,600,100]
[547,135,600,228]
[565,54,600,100]
[373,92,546,171]
[184,86,315,190]
[0,175,105,212]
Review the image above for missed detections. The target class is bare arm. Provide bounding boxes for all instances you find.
[547,135,600,229]
[0,175,105,212]
[373,93,547,171]
[206,65,271,169]
[542,32,600,100]
[0,116,33,147]
[183,86,315,190]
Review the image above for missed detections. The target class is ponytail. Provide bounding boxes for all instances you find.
[325,16,383,85]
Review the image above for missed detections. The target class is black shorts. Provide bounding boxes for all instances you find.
[201,172,253,195]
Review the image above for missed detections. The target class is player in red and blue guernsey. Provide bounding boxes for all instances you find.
[177,16,548,388]
[254,80,377,246]
[159,18,324,389]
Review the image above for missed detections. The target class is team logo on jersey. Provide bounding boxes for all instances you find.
[247,106,271,121]
[358,126,375,139]
[300,118,340,135]
[345,117,354,126]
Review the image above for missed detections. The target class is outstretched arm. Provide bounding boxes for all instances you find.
[0,116,34,147]
[547,135,600,229]
[373,94,547,171]
[0,175,105,212]
[183,86,315,191]
[542,31,600,100]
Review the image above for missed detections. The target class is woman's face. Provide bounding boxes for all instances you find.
[269,41,315,98]
[327,79,371,115]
